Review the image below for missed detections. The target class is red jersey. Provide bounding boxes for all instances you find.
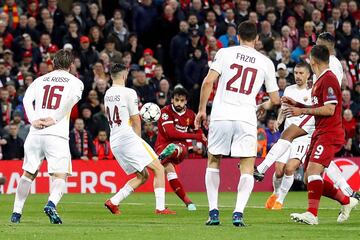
[311,69,345,143]
[155,105,202,149]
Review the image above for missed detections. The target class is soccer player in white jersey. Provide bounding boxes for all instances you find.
[195,21,280,227]
[264,62,313,210]
[11,50,84,224]
[103,63,176,215]
[254,32,359,200]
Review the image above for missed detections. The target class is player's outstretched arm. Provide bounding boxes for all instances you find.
[195,69,219,129]
[284,103,336,117]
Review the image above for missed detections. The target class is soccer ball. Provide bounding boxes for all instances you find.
[140,103,161,122]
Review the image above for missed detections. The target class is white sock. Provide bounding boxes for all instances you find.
[205,168,220,211]
[154,188,165,210]
[277,174,294,204]
[48,178,66,206]
[272,173,282,196]
[325,162,353,196]
[110,183,134,205]
[234,174,254,213]
[257,139,291,174]
[13,176,33,214]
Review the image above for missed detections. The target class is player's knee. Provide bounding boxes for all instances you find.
[275,168,284,178]
[139,169,149,184]
[284,166,295,176]
[208,153,221,167]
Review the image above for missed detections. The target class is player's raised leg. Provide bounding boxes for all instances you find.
[325,161,355,197]
[11,171,36,223]
[205,153,221,225]
[255,125,306,181]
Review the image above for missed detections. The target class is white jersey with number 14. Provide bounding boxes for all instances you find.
[209,45,278,125]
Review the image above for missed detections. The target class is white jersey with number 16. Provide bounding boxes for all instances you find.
[210,45,278,125]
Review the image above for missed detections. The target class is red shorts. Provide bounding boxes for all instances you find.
[304,136,343,169]
[155,142,188,165]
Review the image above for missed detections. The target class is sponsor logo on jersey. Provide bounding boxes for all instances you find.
[161,113,169,120]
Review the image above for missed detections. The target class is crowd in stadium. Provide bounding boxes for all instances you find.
[0,0,358,160]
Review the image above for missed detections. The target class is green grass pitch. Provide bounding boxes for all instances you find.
[0,192,359,240]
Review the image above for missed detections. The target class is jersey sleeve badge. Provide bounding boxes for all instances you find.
[161,113,169,120]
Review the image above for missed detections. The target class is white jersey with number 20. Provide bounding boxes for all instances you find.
[210,45,278,125]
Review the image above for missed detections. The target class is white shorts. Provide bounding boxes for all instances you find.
[277,135,311,164]
[208,120,257,157]
[111,135,157,175]
[23,134,71,174]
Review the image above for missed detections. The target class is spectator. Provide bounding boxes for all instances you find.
[149,64,166,91]
[269,38,283,62]
[83,90,101,116]
[343,109,356,141]
[303,21,316,45]
[93,103,110,138]
[62,21,80,54]
[342,89,360,117]
[142,121,157,148]
[139,48,158,79]
[0,59,14,88]
[344,38,359,59]
[0,88,13,127]
[156,91,168,108]
[92,61,110,83]
[108,18,129,52]
[331,7,343,31]
[0,20,13,49]
[94,78,109,103]
[42,17,63,48]
[348,1,360,21]
[287,16,299,47]
[291,36,310,63]
[277,77,287,97]
[188,0,206,24]
[184,48,207,107]
[80,105,97,137]
[266,10,281,33]
[101,36,122,63]
[99,51,111,73]
[71,2,86,34]
[311,9,324,34]
[132,70,157,105]
[170,20,190,85]
[275,0,293,26]
[79,36,99,72]
[1,0,22,30]
[159,78,172,102]
[69,118,97,160]
[125,33,143,65]
[235,0,250,24]
[218,24,239,48]
[255,1,266,22]
[265,116,281,152]
[259,20,279,52]
[2,123,24,160]
[187,13,200,31]
[347,50,359,85]
[3,110,29,141]
[281,25,294,51]
[86,2,100,29]
[46,0,65,28]
[340,21,354,50]
[93,130,113,160]
[218,8,236,35]
[339,1,355,27]
[187,29,203,59]
[89,26,105,52]
[133,0,158,47]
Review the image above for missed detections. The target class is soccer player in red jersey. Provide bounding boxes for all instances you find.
[156,87,206,211]
[283,45,358,225]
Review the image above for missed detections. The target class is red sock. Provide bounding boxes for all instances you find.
[169,178,192,205]
[322,180,350,205]
[307,179,323,216]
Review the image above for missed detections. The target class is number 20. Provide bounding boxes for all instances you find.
[226,64,257,95]
[313,145,324,159]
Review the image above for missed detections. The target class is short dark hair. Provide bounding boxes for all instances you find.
[311,45,329,64]
[53,49,74,69]
[110,63,127,76]
[172,87,189,100]
[317,32,335,45]
[237,21,257,42]
[295,61,311,72]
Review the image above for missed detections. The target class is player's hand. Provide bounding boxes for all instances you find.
[281,96,297,106]
[195,111,208,130]
[201,133,207,146]
[41,117,56,127]
[256,104,265,118]
[31,119,46,129]
[0,139,7,145]
[283,106,303,117]
[274,120,280,132]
